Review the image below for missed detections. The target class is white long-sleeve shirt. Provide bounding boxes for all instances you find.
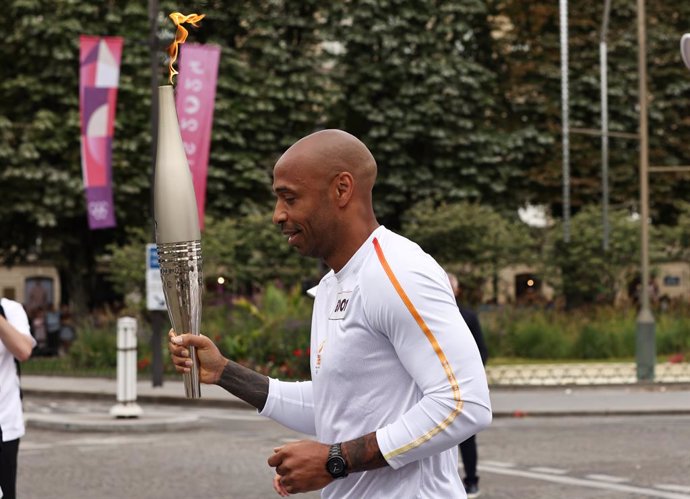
[1,297,35,442]
[261,226,492,498]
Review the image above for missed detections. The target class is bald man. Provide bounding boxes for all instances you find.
[169,130,491,498]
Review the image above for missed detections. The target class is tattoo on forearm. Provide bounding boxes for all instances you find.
[342,433,388,473]
[217,361,269,411]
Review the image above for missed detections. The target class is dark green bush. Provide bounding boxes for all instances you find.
[67,322,117,370]
[483,305,688,361]
[213,284,312,379]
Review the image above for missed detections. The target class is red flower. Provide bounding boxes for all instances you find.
[293,348,303,358]
[669,353,684,364]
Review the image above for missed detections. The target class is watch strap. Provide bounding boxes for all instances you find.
[326,443,348,478]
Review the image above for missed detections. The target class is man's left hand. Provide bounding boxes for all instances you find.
[267,440,333,494]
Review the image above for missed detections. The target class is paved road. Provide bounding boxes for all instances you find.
[21,397,320,499]
[18,396,690,499]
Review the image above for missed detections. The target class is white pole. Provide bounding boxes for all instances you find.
[560,0,571,242]
[600,0,612,252]
[110,316,143,418]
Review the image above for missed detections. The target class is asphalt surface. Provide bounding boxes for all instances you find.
[19,373,690,432]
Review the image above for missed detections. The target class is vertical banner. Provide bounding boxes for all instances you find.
[176,43,221,230]
[79,35,123,230]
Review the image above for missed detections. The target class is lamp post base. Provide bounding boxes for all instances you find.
[635,308,655,382]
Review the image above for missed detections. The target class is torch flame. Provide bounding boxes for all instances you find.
[167,12,206,85]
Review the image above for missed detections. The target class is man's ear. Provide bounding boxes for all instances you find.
[334,172,354,207]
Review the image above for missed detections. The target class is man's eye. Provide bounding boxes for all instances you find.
[284,197,295,205]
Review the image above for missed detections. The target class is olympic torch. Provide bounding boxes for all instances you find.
[154,13,206,399]
[154,84,203,399]
[681,34,690,70]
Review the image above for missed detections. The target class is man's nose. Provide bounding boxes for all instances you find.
[272,202,286,225]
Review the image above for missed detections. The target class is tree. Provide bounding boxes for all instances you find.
[107,212,318,309]
[0,0,336,311]
[494,0,690,222]
[327,1,522,227]
[541,205,644,307]
[401,200,534,304]
[0,1,153,312]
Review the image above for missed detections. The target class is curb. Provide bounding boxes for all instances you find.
[25,411,201,432]
[491,408,690,418]
[23,388,254,410]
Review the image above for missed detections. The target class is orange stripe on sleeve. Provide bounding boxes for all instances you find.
[372,238,463,460]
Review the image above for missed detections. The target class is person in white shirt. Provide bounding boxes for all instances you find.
[0,297,36,499]
[169,129,492,498]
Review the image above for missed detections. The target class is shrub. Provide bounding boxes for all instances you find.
[482,304,690,361]
[68,321,117,370]
[656,306,690,356]
[214,283,313,379]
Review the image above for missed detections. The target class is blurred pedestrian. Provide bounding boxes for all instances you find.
[0,297,35,499]
[447,272,488,498]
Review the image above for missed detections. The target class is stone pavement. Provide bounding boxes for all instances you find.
[20,362,690,432]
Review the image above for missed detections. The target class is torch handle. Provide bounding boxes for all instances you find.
[183,344,201,398]
[157,240,203,399]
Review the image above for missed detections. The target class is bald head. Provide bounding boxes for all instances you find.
[272,129,380,271]
[275,129,377,194]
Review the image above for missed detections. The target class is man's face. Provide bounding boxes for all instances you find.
[272,161,334,260]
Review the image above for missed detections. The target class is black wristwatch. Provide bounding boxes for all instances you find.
[326,443,348,479]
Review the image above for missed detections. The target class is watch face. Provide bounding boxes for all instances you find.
[328,457,346,476]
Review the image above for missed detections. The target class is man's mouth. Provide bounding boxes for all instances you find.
[283,229,301,245]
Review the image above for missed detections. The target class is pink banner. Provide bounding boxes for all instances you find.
[79,35,123,230]
[176,43,221,230]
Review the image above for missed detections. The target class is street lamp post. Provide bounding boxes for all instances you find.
[148,0,165,388]
[636,0,655,382]
[560,0,571,242]
[600,0,612,252]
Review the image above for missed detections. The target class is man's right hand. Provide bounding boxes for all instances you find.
[168,330,229,384]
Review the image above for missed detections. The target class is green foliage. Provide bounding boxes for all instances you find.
[656,201,690,262]
[483,307,574,358]
[329,1,520,225]
[656,303,690,354]
[401,200,535,302]
[213,284,313,379]
[67,321,117,370]
[2,0,690,315]
[202,213,318,293]
[104,212,318,309]
[483,305,689,360]
[0,0,333,312]
[542,205,642,307]
[494,0,690,222]
[105,227,150,297]
[572,311,636,359]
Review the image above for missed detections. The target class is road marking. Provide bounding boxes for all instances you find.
[200,413,265,422]
[479,464,690,499]
[657,486,690,494]
[586,474,630,483]
[530,467,568,475]
[482,460,515,468]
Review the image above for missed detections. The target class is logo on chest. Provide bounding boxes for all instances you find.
[329,291,352,320]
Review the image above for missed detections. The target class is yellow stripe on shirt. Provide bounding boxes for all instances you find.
[372,237,463,460]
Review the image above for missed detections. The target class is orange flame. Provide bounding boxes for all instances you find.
[167,12,205,85]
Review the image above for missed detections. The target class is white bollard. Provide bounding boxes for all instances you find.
[110,316,143,418]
